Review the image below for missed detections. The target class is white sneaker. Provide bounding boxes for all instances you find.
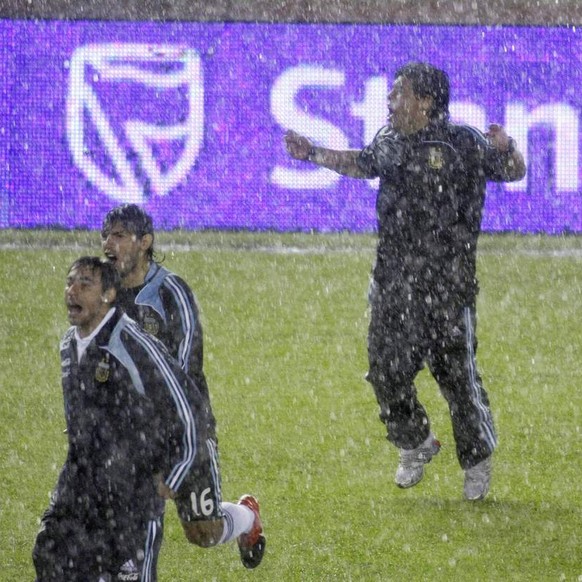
[464,457,492,501]
[395,434,441,488]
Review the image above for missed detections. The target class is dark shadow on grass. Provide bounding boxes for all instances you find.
[385,493,582,520]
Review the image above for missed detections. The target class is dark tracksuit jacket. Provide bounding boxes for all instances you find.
[358,119,520,468]
[117,263,211,410]
[33,308,211,581]
[115,263,215,580]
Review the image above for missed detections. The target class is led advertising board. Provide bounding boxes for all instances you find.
[1,21,579,232]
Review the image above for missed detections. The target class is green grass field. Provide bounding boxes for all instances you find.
[1,230,581,581]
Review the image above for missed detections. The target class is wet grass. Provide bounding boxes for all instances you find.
[1,231,581,581]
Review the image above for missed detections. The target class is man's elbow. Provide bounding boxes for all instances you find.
[505,156,527,182]
[511,163,527,182]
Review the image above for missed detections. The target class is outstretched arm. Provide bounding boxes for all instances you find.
[284,129,370,178]
[485,123,526,182]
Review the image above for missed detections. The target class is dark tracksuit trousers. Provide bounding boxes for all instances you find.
[366,277,497,470]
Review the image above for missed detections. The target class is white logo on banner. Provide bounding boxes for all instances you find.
[67,43,204,203]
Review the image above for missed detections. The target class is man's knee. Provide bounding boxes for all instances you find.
[181,519,224,547]
[365,367,384,388]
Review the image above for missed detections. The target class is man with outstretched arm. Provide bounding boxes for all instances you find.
[285,61,526,501]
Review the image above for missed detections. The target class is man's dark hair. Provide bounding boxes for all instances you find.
[101,204,156,260]
[68,256,121,300]
[395,62,450,121]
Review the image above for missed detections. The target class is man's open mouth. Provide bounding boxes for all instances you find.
[66,303,82,315]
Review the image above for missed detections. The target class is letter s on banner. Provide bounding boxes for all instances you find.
[270,65,349,190]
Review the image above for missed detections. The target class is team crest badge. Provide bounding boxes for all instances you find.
[428,147,444,169]
[143,315,160,336]
[95,355,110,383]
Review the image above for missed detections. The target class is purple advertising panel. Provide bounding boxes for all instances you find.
[0,21,580,232]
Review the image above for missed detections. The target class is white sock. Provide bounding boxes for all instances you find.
[218,502,255,544]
